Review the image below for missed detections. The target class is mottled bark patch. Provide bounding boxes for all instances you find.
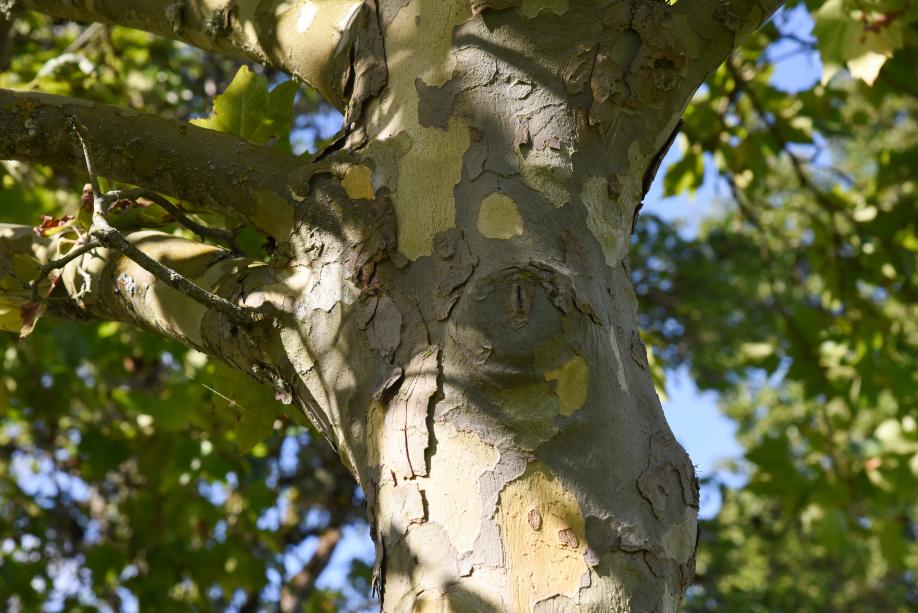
[369,0,472,259]
[587,0,701,125]
[391,345,440,479]
[424,421,499,554]
[518,0,569,18]
[358,294,403,358]
[498,461,588,610]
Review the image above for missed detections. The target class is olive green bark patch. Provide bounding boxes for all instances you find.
[342,164,376,200]
[476,192,524,239]
[544,355,589,415]
[496,382,560,449]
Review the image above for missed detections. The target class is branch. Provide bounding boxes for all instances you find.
[0,88,302,240]
[0,2,15,71]
[107,188,241,250]
[19,0,387,113]
[672,0,786,91]
[2,220,273,349]
[72,122,263,328]
[3,219,334,439]
[29,238,101,302]
[283,524,343,611]
[91,220,261,328]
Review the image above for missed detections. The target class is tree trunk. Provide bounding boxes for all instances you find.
[1,0,782,610]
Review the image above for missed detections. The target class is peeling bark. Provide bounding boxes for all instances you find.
[2,0,787,610]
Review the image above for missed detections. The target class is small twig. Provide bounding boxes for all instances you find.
[73,259,94,300]
[63,22,104,54]
[71,121,263,328]
[71,120,103,203]
[29,239,101,302]
[104,188,241,250]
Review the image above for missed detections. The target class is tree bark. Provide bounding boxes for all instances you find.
[2,0,783,610]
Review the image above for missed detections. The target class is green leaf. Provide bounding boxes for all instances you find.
[662,142,704,197]
[191,66,298,149]
[813,0,906,85]
[210,362,283,452]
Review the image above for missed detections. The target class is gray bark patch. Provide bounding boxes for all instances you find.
[637,431,699,520]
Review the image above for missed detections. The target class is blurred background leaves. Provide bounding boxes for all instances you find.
[633,0,916,609]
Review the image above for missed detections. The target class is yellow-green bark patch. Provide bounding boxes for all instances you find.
[366,0,472,259]
[544,355,589,415]
[341,164,376,200]
[477,192,524,239]
[392,119,470,259]
[497,461,588,610]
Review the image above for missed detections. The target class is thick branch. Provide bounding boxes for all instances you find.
[0,3,15,71]
[93,223,262,327]
[0,88,302,239]
[2,220,272,354]
[20,0,385,112]
[673,0,785,90]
